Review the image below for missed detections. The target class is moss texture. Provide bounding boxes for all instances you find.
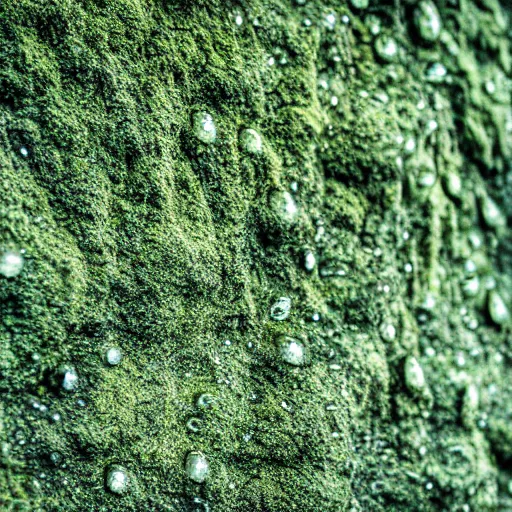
[0,0,511,510]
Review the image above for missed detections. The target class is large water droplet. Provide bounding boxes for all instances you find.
[270,297,292,321]
[404,356,426,393]
[239,128,262,153]
[61,367,79,392]
[374,35,398,62]
[185,452,209,483]
[414,1,442,42]
[277,336,306,366]
[105,347,122,366]
[488,290,510,325]
[0,248,24,278]
[192,112,217,144]
[106,466,129,494]
[270,190,298,225]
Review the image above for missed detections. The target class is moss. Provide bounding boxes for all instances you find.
[1,0,511,511]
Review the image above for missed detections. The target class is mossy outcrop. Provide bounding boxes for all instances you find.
[1,0,511,511]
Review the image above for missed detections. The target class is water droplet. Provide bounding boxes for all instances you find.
[414,1,442,42]
[421,293,436,310]
[239,128,262,153]
[105,347,122,366]
[192,112,216,144]
[444,171,462,198]
[480,195,505,229]
[488,290,510,325]
[365,15,381,35]
[462,276,480,297]
[185,452,209,483]
[404,137,416,154]
[187,417,203,433]
[324,12,336,30]
[374,35,398,62]
[278,335,306,366]
[270,190,298,224]
[425,119,438,135]
[380,322,396,342]
[61,367,79,392]
[304,250,316,271]
[464,259,476,276]
[426,62,447,81]
[270,297,292,321]
[409,152,436,189]
[351,0,369,9]
[404,356,426,392]
[50,452,62,465]
[484,80,496,95]
[196,393,217,409]
[106,466,129,494]
[0,248,24,278]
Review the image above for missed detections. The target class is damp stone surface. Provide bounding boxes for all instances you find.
[1,0,511,511]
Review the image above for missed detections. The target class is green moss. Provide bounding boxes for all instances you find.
[1,0,511,511]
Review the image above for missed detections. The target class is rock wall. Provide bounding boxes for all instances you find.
[1,0,511,510]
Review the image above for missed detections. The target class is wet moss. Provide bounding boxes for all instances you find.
[1,0,511,511]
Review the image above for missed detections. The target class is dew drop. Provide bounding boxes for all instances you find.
[480,196,505,229]
[488,290,510,325]
[187,417,203,433]
[239,128,262,153]
[414,1,442,42]
[0,248,24,278]
[61,367,79,392]
[197,393,217,409]
[270,190,298,224]
[462,274,480,297]
[404,356,426,393]
[278,335,306,366]
[185,452,209,483]
[324,12,336,30]
[374,35,398,62]
[270,297,292,321]
[192,112,216,144]
[105,347,122,366]
[106,466,129,494]
[351,0,369,9]
[380,322,396,342]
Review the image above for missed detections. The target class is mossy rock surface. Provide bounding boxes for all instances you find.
[1,1,511,511]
